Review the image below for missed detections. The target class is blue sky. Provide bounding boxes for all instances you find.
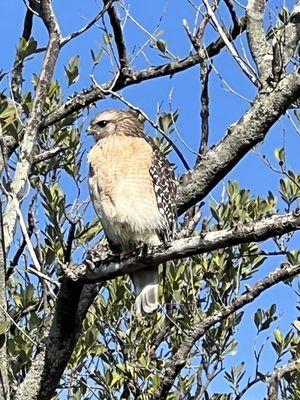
[1,0,299,398]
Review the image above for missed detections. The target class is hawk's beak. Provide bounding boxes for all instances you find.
[86,125,93,135]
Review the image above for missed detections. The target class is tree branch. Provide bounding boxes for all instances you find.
[61,0,116,46]
[267,359,300,400]
[103,0,128,71]
[64,210,300,282]
[197,63,211,161]
[246,0,273,85]
[203,0,257,85]
[40,15,247,130]
[11,3,34,103]
[282,2,300,66]
[14,280,98,400]
[13,239,112,400]
[156,264,300,399]
[2,0,62,251]
[177,71,300,214]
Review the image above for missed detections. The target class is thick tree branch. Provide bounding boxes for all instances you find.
[0,213,9,400]
[14,280,99,400]
[246,0,273,85]
[2,0,62,251]
[156,264,300,399]
[282,2,300,66]
[177,71,300,214]
[64,210,300,282]
[267,359,300,400]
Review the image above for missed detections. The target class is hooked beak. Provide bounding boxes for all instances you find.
[86,125,94,136]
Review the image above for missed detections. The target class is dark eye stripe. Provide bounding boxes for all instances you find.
[97,120,108,128]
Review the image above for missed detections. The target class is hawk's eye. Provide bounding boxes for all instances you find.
[97,120,108,128]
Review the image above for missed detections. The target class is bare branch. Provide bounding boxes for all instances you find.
[246,0,273,85]
[65,210,300,282]
[197,63,211,160]
[224,0,239,28]
[61,0,116,46]
[32,144,68,165]
[203,0,257,84]
[103,0,128,71]
[11,3,34,103]
[4,189,56,298]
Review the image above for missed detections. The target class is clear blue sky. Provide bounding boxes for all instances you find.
[1,0,299,398]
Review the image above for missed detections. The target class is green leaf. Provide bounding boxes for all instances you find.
[254,308,262,330]
[90,47,103,66]
[274,147,285,165]
[293,320,300,332]
[156,39,167,53]
[64,55,80,86]
[274,328,283,344]
[0,321,9,335]
[103,33,113,44]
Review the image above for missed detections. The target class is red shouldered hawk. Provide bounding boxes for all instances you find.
[87,109,177,314]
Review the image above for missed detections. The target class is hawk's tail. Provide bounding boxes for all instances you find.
[131,268,159,314]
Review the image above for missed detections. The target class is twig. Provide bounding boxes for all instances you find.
[203,0,258,84]
[32,145,68,165]
[197,62,212,161]
[168,89,201,157]
[27,266,60,288]
[0,303,37,346]
[103,0,128,71]
[119,2,177,60]
[4,188,56,298]
[8,196,36,278]
[61,0,116,46]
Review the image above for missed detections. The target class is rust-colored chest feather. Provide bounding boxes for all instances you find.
[88,134,162,249]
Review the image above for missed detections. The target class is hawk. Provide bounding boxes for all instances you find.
[87,109,177,314]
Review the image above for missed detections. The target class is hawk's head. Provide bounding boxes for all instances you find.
[87,109,144,141]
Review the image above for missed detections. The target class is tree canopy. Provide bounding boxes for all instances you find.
[0,0,300,399]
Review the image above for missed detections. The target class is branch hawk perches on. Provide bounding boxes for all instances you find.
[87,109,177,314]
